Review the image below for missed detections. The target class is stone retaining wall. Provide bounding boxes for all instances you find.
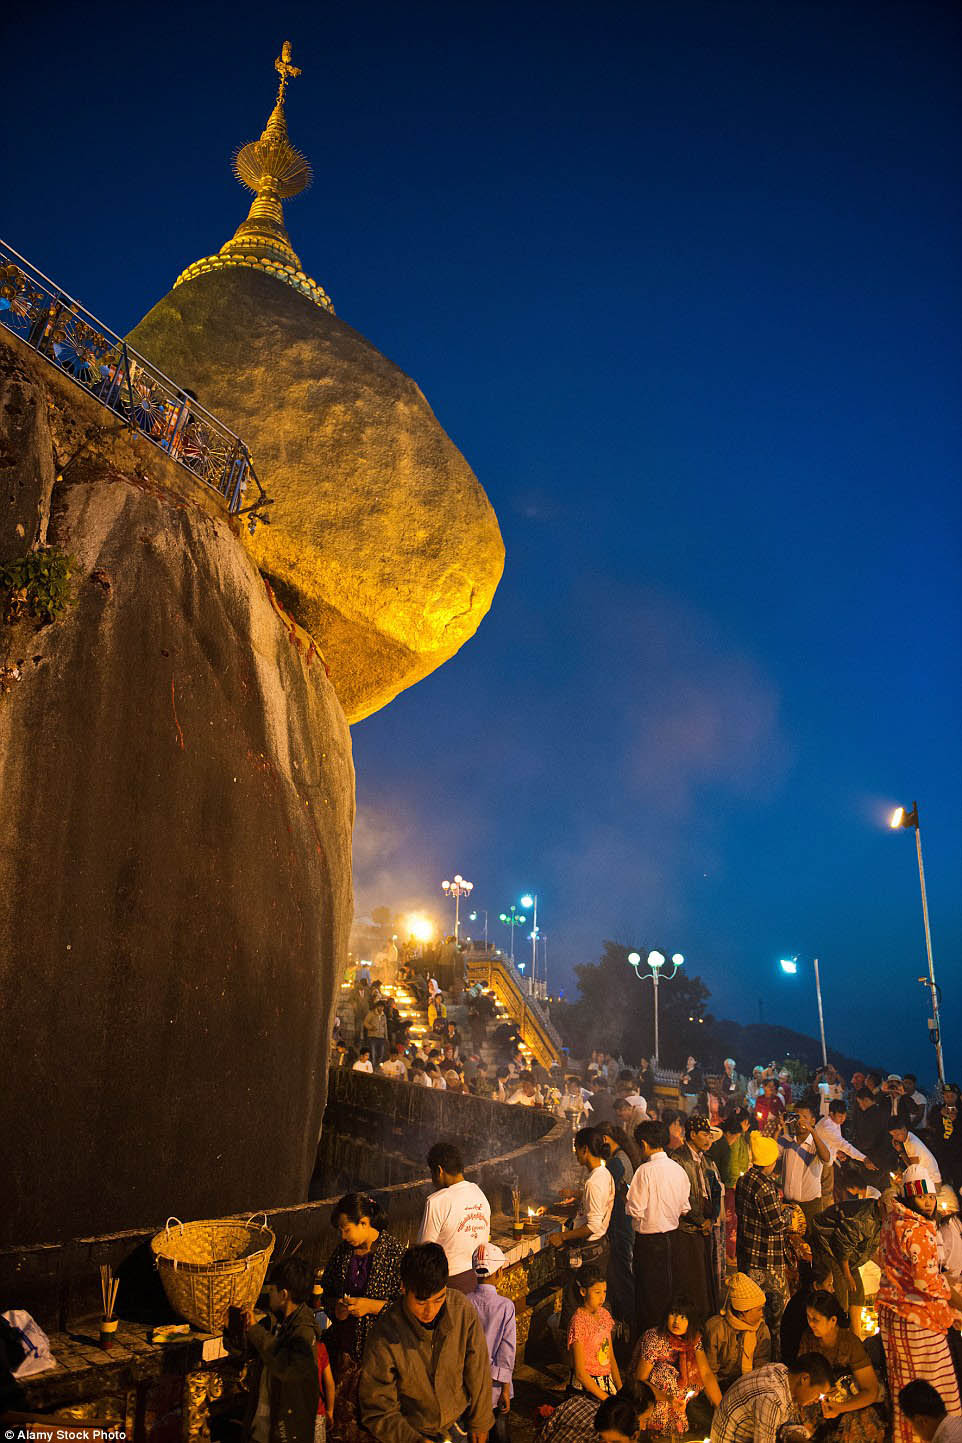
[3,1071,572,1331]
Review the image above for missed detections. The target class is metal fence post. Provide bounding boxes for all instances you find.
[120,343,136,431]
[223,439,241,508]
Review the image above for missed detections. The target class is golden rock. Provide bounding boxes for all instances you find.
[128,43,502,721]
[129,266,504,720]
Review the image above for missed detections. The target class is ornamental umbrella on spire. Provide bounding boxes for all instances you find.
[173,42,333,311]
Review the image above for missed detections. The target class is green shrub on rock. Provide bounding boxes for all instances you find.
[1,546,75,624]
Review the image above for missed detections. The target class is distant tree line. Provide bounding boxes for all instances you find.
[551,940,875,1075]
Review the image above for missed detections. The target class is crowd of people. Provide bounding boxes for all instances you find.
[245,971,961,1443]
[331,963,569,1103]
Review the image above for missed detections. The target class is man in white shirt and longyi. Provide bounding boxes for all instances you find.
[625,1119,692,1335]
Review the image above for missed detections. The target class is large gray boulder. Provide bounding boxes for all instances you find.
[0,330,354,1245]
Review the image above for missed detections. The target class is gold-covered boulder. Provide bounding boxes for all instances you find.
[129,267,503,721]
[128,43,502,723]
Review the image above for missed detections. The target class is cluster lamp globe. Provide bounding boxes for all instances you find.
[499,905,526,964]
[441,874,473,942]
[625,945,685,1063]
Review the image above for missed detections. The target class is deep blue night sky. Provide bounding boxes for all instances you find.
[4,1,959,1080]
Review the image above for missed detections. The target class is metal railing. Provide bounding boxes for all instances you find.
[465,950,565,1064]
[0,241,271,530]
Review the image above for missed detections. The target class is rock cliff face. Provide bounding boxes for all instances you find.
[128,268,505,723]
[0,330,354,1246]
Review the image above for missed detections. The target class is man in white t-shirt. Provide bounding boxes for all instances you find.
[416,1141,491,1292]
[352,1046,374,1073]
[379,1043,408,1080]
[887,1120,942,1184]
[507,1072,543,1106]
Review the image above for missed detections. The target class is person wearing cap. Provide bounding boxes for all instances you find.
[701,1272,772,1398]
[878,1165,962,1443]
[734,1132,791,1355]
[670,1114,722,1320]
[466,1244,516,1443]
[928,1083,962,1193]
[879,1073,915,1127]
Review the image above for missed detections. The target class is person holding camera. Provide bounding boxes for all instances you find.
[779,1099,832,1230]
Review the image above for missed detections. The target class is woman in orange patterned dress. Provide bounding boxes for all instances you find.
[877,1165,962,1443]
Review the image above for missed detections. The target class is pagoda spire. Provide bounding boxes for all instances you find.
[173,42,333,312]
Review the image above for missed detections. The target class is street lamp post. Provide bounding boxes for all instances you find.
[779,956,827,1069]
[521,894,539,997]
[890,802,946,1086]
[499,905,526,964]
[441,874,473,943]
[627,949,684,1064]
[468,910,488,949]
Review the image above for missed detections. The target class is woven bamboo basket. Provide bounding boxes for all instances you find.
[150,1214,275,1333]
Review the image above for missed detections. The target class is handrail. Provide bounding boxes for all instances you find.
[483,951,565,1052]
[465,953,564,1068]
[0,239,272,532]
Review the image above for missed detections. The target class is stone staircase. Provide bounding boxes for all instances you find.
[339,967,540,1073]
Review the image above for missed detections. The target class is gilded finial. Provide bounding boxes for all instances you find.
[274,41,301,106]
[172,40,333,313]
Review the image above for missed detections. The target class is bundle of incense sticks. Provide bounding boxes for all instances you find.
[100,1264,119,1320]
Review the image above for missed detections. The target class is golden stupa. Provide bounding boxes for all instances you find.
[129,44,504,723]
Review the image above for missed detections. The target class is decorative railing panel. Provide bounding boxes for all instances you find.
[0,240,270,529]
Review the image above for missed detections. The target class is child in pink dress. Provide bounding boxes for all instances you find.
[566,1267,622,1399]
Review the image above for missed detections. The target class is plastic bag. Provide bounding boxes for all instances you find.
[1,1310,57,1377]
